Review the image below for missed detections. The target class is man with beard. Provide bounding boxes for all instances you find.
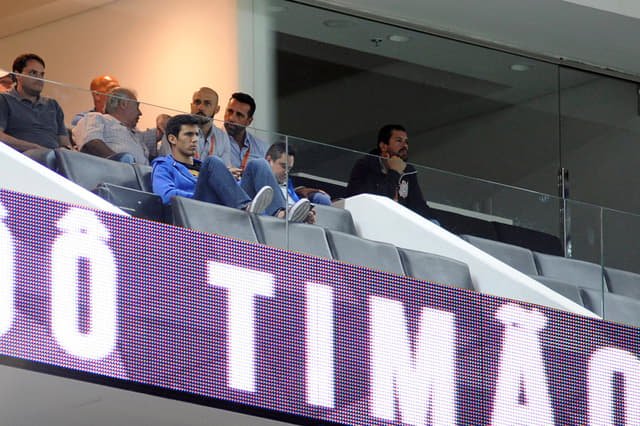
[158,87,231,165]
[73,87,158,165]
[0,53,73,156]
[346,124,434,219]
[223,92,269,179]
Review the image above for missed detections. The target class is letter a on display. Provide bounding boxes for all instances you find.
[491,304,554,426]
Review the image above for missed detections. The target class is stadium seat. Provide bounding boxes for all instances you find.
[251,214,333,259]
[94,183,164,222]
[580,290,640,327]
[312,204,357,235]
[534,252,607,292]
[170,196,259,243]
[133,164,154,193]
[461,235,538,275]
[397,247,474,290]
[325,229,404,275]
[56,149,140,191]
[604,267,640,300]
[531,276,584,306]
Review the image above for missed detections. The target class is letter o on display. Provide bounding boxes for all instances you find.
[51,209,117,360]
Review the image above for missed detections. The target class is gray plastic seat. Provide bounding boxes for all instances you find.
[171,196,259,243]
[530,276,584,306]
[133,164,154,192]
[312,204,357,235]
[461,234,538,275]
[581,290,640,327]
[56,149,140,191]
[534,252,607,292]
[251,214,333,259]
[325,229,404,275]
[604,267,640,300]
[94,183,164,222]
[398,247,474,290]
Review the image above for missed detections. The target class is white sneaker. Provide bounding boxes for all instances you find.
[247,186,273,214]
[287,198,311,223]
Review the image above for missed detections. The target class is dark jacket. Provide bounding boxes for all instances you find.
[345,150,434,218]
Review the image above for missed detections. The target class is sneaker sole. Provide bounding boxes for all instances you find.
[288,198,310,222]
[248,186,273,214]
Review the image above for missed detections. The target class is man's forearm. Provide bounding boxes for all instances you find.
[81,139,116,158]
[0,130,45,152]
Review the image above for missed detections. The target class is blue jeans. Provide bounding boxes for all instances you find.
[193,156,252,209]
[240,158,287,216]
[307,191,332,206]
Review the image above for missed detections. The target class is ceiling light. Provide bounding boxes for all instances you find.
[388,34,410,42]
[323,19,355,28]
[510,64,530,72]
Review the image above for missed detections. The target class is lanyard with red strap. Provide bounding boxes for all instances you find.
[194,131,216,160]
[241,146,251,169]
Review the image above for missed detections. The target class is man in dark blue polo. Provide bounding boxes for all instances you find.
[0,53,72,160]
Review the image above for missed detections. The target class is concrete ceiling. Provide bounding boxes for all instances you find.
[301,0,640,80]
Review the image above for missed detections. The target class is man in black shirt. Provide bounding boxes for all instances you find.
[346,124,434,220]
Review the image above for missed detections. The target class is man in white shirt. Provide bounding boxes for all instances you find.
[73,87,159,164]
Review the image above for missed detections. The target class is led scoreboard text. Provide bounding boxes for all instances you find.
[0,189,639,425]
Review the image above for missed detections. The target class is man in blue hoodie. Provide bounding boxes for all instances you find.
[152,114,311,222]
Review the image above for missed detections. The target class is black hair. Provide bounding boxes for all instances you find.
[377,124,407,146]
[166,114,201,140]
[12,53,45,74]
[266,142,295,161]
[230,92,256,118]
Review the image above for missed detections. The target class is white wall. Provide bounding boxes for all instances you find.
[0,0,240,130]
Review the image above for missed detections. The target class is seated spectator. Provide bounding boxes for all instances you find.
[152,114,312,223]
[71,75,120,126]
[0,53,72,161]
[346,124,435,220]
[0,69,13,92]
[72,87,160,164]
[223,92,269,178]
[158,87,231,165]
[266,142,332,208]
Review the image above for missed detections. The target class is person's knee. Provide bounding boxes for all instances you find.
[244,158,270,174]
[202,155,226,172]
[309,192,332,206]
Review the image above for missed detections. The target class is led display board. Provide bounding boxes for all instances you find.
[0,188,637,425]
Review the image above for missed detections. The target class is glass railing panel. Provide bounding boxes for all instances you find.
[559,66,640,215]
[271,0,561,197]
[602,207,640,326]
[4,74,634,326]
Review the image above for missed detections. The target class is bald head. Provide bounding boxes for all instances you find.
[90,75,120,113]
[191,87,220,120]
[90,75,119,92]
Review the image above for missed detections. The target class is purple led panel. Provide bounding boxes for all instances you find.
[0,188,638,425]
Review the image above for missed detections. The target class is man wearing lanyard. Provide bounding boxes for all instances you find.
[223,92,269,179]
[157,87,231,165]
[190,87,231,165]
